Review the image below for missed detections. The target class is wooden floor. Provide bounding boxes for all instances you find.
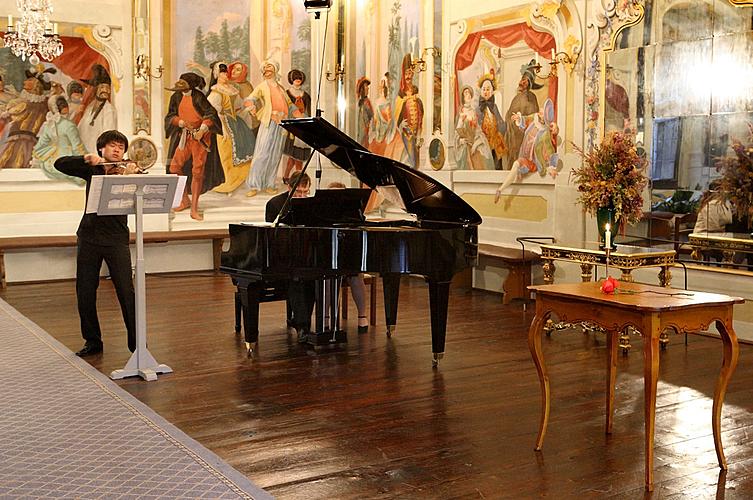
[3,274,753,499]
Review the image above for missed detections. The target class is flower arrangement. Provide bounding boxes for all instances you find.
[713,123,753,229]
[571,131,648,227]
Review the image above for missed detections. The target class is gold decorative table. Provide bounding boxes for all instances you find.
[540,241,676,287]
[689,232,753,265]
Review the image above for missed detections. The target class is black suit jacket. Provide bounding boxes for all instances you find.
[265,191,290,222]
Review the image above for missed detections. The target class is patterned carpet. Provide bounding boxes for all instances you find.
[0,298,271,499]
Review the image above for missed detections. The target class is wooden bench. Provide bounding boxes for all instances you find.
[0,228,229,289]
[477,243,541,304]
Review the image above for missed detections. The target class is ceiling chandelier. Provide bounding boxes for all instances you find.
[4,0,64,65]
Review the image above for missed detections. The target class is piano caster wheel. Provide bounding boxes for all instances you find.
[386,325,395,338]
[245,342,258,358]
[432,352,444,367]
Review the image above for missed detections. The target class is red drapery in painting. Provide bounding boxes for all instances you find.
[51,37,111,82]
[453,22,557,112]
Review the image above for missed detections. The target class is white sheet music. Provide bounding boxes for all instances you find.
[172,176,187,208]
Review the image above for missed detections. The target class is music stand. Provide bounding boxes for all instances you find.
[86,174,182,381]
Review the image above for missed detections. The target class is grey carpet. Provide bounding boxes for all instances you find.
[0,298,271,499]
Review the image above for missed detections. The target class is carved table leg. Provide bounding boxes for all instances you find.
[580,263,593,282]
[713,318,739,470]
[528,305,550,451]
[620,268,634,283]
[542,260,555,285]
[642,313,661,491]
[658,266,672,287]
[619,326,633,354]
[691,246,702,261]
[659,329,670,350]
[722,250,735,265]
[606,329,619,434]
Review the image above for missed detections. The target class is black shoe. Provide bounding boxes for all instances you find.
[297,329,309,343]
[358,316,368,334]
[76,343,103,357]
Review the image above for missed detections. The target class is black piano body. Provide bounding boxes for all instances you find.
[221,117,481,364]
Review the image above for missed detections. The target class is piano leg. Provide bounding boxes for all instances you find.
[239,281,261,357]
[233,288,242,334]
[382,273,401,338]
[428,280,451,366]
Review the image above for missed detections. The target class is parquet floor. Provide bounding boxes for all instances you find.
[3,274,753,498]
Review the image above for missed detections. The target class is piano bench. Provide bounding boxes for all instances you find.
[341,274,378,327]
[477,244,541,305]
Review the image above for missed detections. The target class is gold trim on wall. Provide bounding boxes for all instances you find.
[461,193,548,222]
[0,192,85,213]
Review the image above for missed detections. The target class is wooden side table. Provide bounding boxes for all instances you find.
[527,282,743,491]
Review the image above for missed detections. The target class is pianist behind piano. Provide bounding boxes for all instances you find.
[265,171,315,341]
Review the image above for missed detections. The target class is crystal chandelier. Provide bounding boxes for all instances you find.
[4,0,64,65]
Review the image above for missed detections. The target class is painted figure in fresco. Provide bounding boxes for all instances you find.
[512,98,560,177]
[66,81,84,121]
[0,66,55,168]
[356,77,373,148]
[477,73,507,170]
[503,60,541,170]
[245,60,298,197]
[208,62,256,194]
[495,98,562,199]
[282,69,311,182]
[394,55,423,168]
[228,61,259,132]
[32,95,87,184]
[369,72,395,155]
[78,65,117,154]
[0,75,18,141]
[455,86,494,171]
[164,72,224,221]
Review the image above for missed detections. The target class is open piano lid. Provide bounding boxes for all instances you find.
[280,117,482,226]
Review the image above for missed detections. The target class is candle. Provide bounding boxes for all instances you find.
[551,48,556,60]
[535,52,539,65]
[7,15,12,28]
[53,23,58,34]
[604,223,611,250]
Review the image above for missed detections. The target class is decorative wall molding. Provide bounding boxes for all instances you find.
[584,0,644,149]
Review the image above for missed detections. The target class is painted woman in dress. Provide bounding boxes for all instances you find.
[32,95,86,184]
[208,62,256,194]
[454,86,494,170]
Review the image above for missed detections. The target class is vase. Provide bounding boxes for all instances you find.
[596,207,618,250]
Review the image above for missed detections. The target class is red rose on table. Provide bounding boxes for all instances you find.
[600,276,618,294]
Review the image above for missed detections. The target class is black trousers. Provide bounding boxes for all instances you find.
[76,239,136,351]
[287,279,315,332]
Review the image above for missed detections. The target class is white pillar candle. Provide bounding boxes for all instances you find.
[605,223,611,249]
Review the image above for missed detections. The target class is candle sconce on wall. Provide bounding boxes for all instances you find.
[134,54,163,80]
[532,50,574,79]
[325,63,344,82]
[411,47,441,73]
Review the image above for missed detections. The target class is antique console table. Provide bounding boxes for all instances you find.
[540,241,676,286]
[689,232,753,265]
[527,281,742,491]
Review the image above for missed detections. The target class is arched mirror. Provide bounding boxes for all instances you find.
[601,0,753,272]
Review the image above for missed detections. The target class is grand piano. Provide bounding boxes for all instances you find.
[220,116,481,365]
